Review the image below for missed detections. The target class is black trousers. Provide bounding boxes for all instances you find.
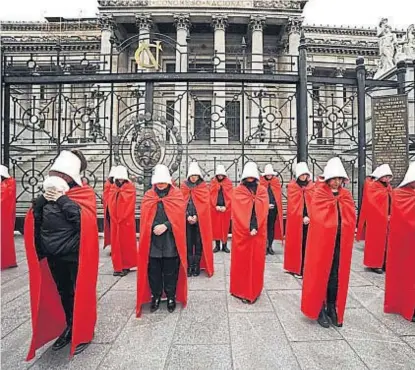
[148,257,180,299]
[267,209,277,246]
[300,225,309,275]
[186,224,202,267]
[47,257,79,328]
[326,232,341,305]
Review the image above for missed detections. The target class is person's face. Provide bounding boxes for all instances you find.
[217,175,225,181]
[189,175,200,183]
[265,175,273,181]
[245,177,255,183]
[156,183,168,190]
[328,177,343,190]
[298,174,309,182]
[379,175,392,184]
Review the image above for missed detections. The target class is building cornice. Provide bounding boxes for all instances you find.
[306,37,378,56]
[0,20,100,32]
[304,24,406,38]
[2,43,101,52]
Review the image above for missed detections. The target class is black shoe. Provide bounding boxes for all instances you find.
[167,299,176,313]
[371,268,384,274]
[187,266,193,277]
[412,316,415,323]
[213,241,221,253]
[222,243,230,253]
[241,299,250,304]
[113,271,123,277]
[73,342,90,355]
[52,327,71,351]
[192,264,200,277]
[150,296,161,313]
[122,269,130,275]
[267,247,275,256]
[317,307,330,328]
[327,304,342,327]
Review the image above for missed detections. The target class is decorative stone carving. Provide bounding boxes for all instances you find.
[306,64,315,76]
[249,15,266,32]
[376,18,398,75]
[98,14,115,32]
[99,0,148,5]
[135,13,153,31]
[173,14,191,31]
[402,24,415,61]
[253,0,301,9]
[335,67,346,77]
[211,15,228,31]
[286,16,303,35]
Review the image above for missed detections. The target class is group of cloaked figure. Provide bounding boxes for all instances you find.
[1,150,414,362]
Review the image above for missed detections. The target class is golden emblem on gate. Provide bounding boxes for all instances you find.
[134,41,162,70]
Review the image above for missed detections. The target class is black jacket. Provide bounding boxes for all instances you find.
[150,186,178,258]
[33,194,81,261]
[185,179,203,218]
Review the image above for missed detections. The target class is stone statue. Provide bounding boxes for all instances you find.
[377,18,398,74]
[403,24,415,61]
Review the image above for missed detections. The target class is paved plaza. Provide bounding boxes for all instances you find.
[1,236,415,370]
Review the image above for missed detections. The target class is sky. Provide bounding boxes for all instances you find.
[0,0,413,30]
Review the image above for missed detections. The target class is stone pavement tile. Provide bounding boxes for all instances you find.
[1,291,31,338]
[350,286,415,336]
[1,320,48,369]
[189,264,226,291]
[264,263,302,290]
[166,344,232,370]
[291,340,367,370]
[268,290,342,341]
[173,290,229,345]
[348,271,373,287]
[97,274,122,299]
[94,290,135,344]
[100,311,179,370]
[111,270,137,291]
[229,312,299,370]
[340,308,415,370]
[1,273,29,304]
[346,293,362,309]
[355,270,385,290]
[228,291,274,313]
[402,336,415,350]
[1,260,28,285]
[99,261,117,275]
[30,343,110,370]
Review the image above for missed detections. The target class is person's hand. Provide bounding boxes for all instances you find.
[388,215,391,222]
[192,215,198,223]
[269,204,275,209]
[220,207,226,212]
[153,224,168,236]
[216,206,221,212]
[44,189,64,202]
[250,229,257,236]
[303,216,310,225]
[187,216,193,223]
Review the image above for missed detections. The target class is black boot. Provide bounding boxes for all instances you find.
[122,269,130,276]
[222,243,230,253]
[113,271,123,277]
[213,241,221,253]
[52,327,72,351]
[327,303,342,327]
[193,261,201,277]
[187,266,193,277]
[150,296,161,313]
[317,306,330,328]
[167,298,176,313]
[370,268,384,274]
[73,342,91,355]
[267,241,275,256]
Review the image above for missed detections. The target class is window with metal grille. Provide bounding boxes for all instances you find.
[194,100,211,140]
[226,101,241,141]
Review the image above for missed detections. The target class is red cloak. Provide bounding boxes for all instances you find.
[230,184,269,302]
[356,177,373,241]
[384,187,415,321]
[356,180,392,268]
[1,177,17,270]
[181,181,214,277]
[136,186,188,317]
[108,182,137,272]
[301,184,356,324]
[24,186,99,359]
[283,180,314,274]
[102,179,113,248]
[210,177,233,243]
[259,177,284,240]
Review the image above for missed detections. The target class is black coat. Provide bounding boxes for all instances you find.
[33,194,81,261]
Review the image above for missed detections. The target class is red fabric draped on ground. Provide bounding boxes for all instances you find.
[210,177,233,243]
[384,187,415,321]
[181,182,214,276]
[230,184,269,302]
[1,178,17,270]
[24,186,99,359]
[283,180,314,274]
[301,184,356,324]
[108,183,137,272]
[102,180,112,248]
[356,180,392,268]
[259,177,284,240]
[136,186,188,317]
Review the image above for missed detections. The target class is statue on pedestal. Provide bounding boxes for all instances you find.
[403,24,415,61]
[377,18,398,75]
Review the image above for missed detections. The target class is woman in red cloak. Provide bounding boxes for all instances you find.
[108,166,137,277]
[1,164,17,270]
[181,162,214,277]
[102,166,116,249]
[230,162,269,304]
[384,162,415,322]
[356,164,393,274]
[137,164,187,316]
[210,165,232,253]
[24,150,99,358]
[259,164,284,255]
[284,162,314,277]
[301,157,356,328]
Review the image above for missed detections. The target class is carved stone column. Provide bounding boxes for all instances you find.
[211,15,229,144]
[174,14,190,143]
[286,17,303,56]
[98,14,115,70]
